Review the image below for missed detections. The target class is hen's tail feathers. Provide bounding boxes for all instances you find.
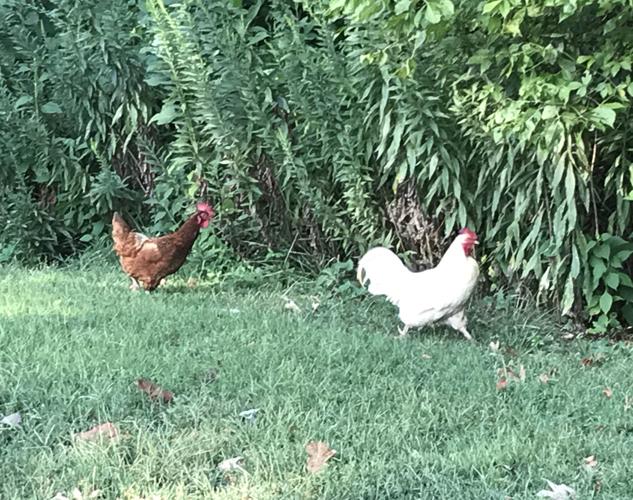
[112,212,131,239]
[357,247,410,306]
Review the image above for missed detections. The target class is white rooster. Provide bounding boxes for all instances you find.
[357,228,480,340]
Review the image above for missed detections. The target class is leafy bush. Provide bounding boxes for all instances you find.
[0,0,631,330]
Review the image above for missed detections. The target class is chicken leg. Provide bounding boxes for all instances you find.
[445,310,473,341]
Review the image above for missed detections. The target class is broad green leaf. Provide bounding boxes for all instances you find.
[604,273,620,289]
[394,0,412,15]
[482,0,502,14]
[425,2,441,23]
[14,95,33,109]
[150,103,179,125]
[328,0,346,11]
[599,292,613,314]
[437,0,454,16]
[591,105,616,128]
[590,257,607,281]
[542,105,557,120]
[593,243,610,260]
[41,102,62,114]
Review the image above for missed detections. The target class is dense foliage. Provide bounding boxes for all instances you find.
[0,0,632,330]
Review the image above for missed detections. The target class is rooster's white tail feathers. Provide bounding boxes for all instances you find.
[357,247,410,306]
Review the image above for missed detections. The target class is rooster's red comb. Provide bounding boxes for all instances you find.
[458,227,478,240]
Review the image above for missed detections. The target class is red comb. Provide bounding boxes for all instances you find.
[459,227,478,240]
[196,202,214,214]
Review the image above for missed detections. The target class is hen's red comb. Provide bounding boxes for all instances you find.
[196,202,214,215]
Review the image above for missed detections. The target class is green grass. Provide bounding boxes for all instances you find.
[1,264,633,499]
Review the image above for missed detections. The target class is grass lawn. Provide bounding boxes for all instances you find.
[1,264,632,499]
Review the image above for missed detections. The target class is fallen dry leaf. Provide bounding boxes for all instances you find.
[239,408,259,424]
[75,423,119,443]
[536,480,576,499]
[539,373,550,384]
[420,354,432,360]
[305,441,336,473]
[497,366,526,384]
[489,340,500,353]
[119,489,161,500]
[583,455,598,469]
[217,456,245,472]
[0,411,22,428]
[496,377,508,391]
[561,333,575,340]
[603,387,613,398]
[51,487,102,500]
[581,354,606,367]
[136,378,174,403]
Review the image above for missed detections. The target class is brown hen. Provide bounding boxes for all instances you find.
[112,202,214,291]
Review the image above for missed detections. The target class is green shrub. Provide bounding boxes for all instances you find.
[0,0,631,330]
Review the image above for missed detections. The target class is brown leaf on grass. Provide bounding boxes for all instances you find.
[75,422,119,442]
[581,354,606,367]
[583,455,598,469]
[489,340,500,353]
[497,366,526,383]
[496,377,508,391]
[539,373,550,384]
[502,346,519,357]
[603,387,613,398]
[305,441,336,473]
[136,378,174,403]
[420,354,432,360]
[217,456,245,472]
